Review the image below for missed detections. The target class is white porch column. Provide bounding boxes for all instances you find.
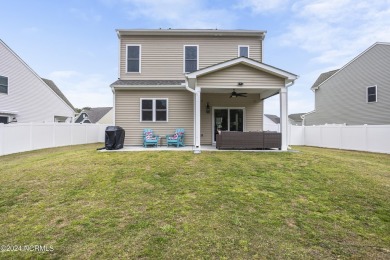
[280,87,288,151]
[194,86,201,153]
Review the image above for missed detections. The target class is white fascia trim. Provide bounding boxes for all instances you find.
[0,110,18,115]
[117,29,267,38]
[111,85,186,90]
[186,57,297,81]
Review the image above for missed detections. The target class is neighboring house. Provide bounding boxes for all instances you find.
[304,42,390,126]
[75,107,113,124]
[110,29,298,152]
[263,114,280,132]
[0,39,75,123]
[289,113,305,126]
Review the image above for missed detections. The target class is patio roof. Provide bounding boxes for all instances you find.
[186,57,298,83]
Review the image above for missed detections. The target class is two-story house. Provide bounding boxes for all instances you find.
[304,42,390,126]
[110,29,298,152]
[0,39,75,123]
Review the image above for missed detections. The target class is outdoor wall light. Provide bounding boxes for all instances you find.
[11,117,17,123]
[238,82,244,86]
[206,102,210,113]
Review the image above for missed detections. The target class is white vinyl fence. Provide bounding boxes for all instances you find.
[0,123,109,156]
[289,124,390,154]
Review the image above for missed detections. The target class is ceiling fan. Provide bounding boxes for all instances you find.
[230,89,247,98]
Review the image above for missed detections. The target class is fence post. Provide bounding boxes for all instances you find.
[0,124,4,156]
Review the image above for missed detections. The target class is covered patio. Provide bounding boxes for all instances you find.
[185,57,298,153]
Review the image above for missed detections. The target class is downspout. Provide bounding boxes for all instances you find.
[184,77,201,153]
[183,78,196,93]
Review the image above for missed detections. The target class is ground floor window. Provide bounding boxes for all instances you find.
[0,116,8,124]
[213,108,244,142]
[140,98,168,122]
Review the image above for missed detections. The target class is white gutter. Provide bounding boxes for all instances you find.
[183,79,196,93]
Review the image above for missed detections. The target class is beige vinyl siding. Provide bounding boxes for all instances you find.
[0,41,74,123]
[305,44,390,125]
[120,35,263,80]
[200,93,263,145]
[197,64,285,88]
[115,89,194,145]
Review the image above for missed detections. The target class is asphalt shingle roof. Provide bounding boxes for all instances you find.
[110,80,185,86]
[78,107,113,123]
[264,114,280,124]
[288,113,305,122]
[311,69,339,89]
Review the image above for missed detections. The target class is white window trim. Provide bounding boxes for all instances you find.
[0,75,8,95]
[238,45,250,58]
[183,45,199,73]
[140,98,169,122]
[126,44,141,73]
[366,85,377,103]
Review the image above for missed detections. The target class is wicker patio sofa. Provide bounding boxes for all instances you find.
[216,131,281,150]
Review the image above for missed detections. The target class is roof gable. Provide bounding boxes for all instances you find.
[76,107,113,123]
[186,57,298,83]
[312,42,390,90]
[0,39,75,113]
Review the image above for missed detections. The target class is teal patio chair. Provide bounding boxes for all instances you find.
[166,128,185,147]
[143,129,159,147]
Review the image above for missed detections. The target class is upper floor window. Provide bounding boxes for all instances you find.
[238,45,249,58]
[141,99,168,122]
[367,85,377,103]
[184,45,198,73]
[0,76,8,94]
[127,45,141,73]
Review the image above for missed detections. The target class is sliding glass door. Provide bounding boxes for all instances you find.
[213,108,244,142]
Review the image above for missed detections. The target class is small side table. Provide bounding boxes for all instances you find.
[159,135,166,146]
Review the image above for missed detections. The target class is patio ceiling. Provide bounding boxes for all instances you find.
[200,87,280,100]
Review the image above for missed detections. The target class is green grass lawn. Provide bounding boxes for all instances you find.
[0,144,389,259]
